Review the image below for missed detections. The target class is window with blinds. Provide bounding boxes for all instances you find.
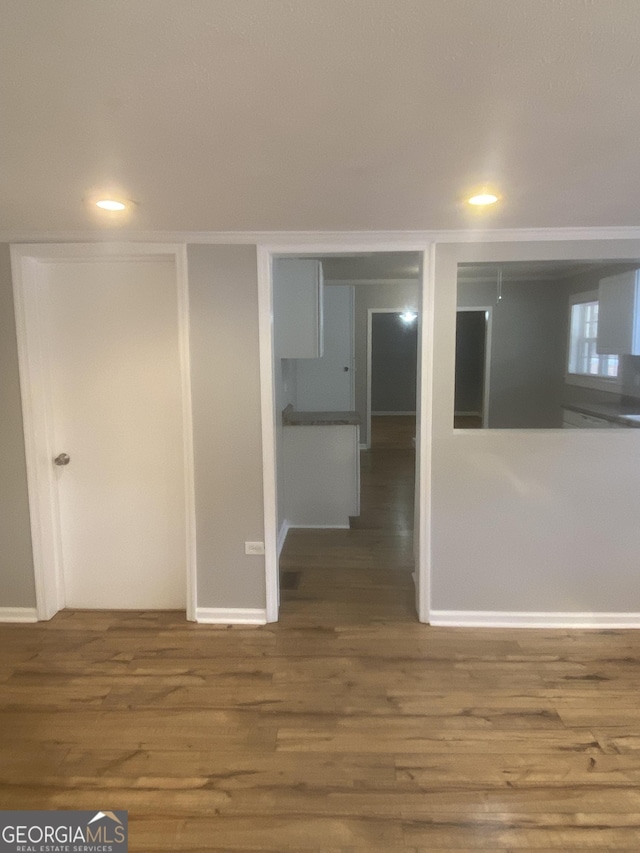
[568,299,618,379]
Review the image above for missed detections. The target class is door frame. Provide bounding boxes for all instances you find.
[11,243,197,621]
[366,307,419,450]
[257,241,434,624]
[455,306,493,428]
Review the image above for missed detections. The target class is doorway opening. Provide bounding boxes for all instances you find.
[367,308,419,448]
[454,308,492,429]
[265,250,425,624]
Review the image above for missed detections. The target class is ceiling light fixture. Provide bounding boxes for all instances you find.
[399,310,418,325]
[95,199,127,211]
[468,193,499,206]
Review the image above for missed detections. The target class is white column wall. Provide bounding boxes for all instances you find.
[430,240,640,620]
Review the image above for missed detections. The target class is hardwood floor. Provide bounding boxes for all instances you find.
[2,417,640,850]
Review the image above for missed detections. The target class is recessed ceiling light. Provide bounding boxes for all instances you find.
[399,310,418,325]
[468,193,499,206]
[96,199,127,211]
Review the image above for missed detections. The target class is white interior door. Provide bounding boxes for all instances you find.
[295,285,354,411]
[44,259,187,609]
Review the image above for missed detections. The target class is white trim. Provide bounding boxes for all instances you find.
[430,610,640,629]
[0,608,38,623]
[196,607,267,625]
[359,442,368,450]
[11,243,197,622]
[481,306,493,430]
[5,226,640,246]
[175,246,197,622]
[417,247,434,624]
[257,246,279,623]
[277,520,290,558]
[287,523,351,530]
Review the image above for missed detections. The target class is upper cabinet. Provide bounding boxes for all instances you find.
[597,269,640,355]
[273,258,324,358]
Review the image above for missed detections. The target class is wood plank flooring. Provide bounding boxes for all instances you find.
[2,418,640,851]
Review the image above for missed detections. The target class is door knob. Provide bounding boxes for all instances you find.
[54,453,70,466]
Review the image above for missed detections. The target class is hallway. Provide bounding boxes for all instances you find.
[279,416,417,625]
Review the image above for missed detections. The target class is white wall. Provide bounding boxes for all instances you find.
[431,240,640,618]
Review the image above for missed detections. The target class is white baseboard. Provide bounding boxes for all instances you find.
[429,610,640,629]
[359,442,369,451]
[196,607,267,625]
[0,607,38,623]
[287,523,351,529]
[371,411,417,416]
[277,520,290,558]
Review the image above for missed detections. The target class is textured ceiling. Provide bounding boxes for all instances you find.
[3,0,640,234]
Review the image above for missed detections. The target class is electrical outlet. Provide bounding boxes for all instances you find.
[244,541,265,555]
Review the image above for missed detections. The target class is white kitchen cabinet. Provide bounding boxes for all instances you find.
[273,258,324,358]
[295,285,355,411]
[597,269,640,355]
[283,424,360,527]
